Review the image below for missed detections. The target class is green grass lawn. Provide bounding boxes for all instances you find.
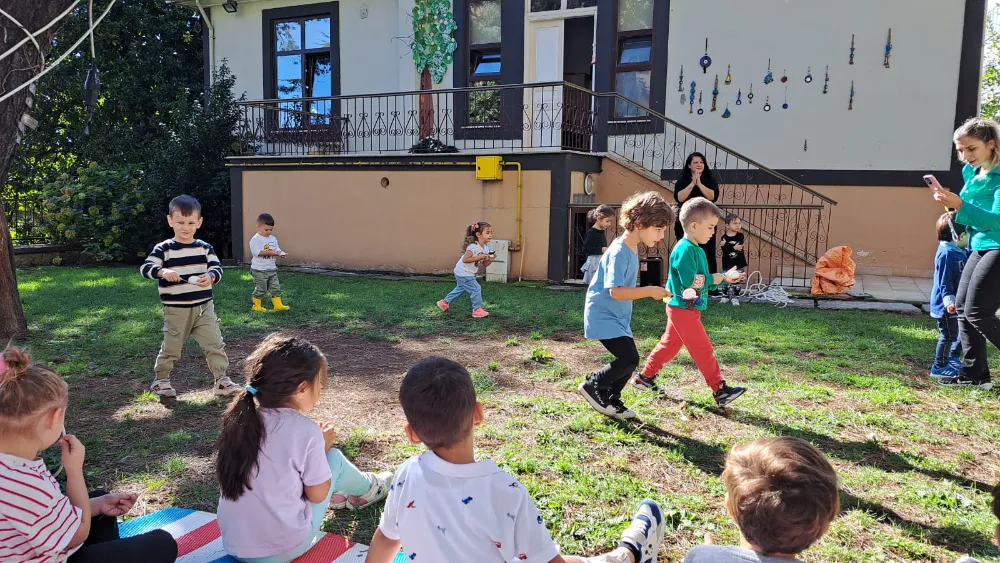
[15,265,1000,562]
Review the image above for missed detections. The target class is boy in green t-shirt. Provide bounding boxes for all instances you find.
[634,197,747,406]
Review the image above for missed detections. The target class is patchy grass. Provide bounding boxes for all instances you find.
[15,266,1000,562]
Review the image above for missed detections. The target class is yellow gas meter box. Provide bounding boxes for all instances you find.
[475,156,504,180]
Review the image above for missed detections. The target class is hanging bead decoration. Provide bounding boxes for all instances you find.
[763,96,771,112]
[780,69,788,84]
[697,91,704,114]
[722,105,731,119]
[711,74,719,112]
[725,64,732,85]
[804,139,808,152]
[884,28,892,68]
[849,34,855,65]
[736,88,742,105]
[848,80,855,110]
[782,86,788,109]
[822,65,829,94]
[678,65,684,91]
[699,38,712,74]
[763,59,774,84]
[747,83,754,104]
[689,81,696,113]
[804,66,813,83]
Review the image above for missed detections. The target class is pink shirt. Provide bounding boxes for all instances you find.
[217,408,332,558]
[0,452,83,563]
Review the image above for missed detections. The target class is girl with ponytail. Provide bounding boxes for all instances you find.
[216,333,392,563]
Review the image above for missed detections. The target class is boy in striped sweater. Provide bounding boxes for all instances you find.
[141,195,240,398]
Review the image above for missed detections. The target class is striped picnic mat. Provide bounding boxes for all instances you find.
[119,508,407,563]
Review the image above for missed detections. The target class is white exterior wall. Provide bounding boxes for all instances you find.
[664,0,971,170]
[211,0,421,100]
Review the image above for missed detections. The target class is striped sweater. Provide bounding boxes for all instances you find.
[141,238,223,307]
[0,453,83,563]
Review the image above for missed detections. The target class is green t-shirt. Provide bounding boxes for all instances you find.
[956,163,1000,251]
[667,238,723,311]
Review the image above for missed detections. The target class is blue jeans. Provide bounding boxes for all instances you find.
[444,275,483,309]
[934,314,962,368]
[235,448,371,563]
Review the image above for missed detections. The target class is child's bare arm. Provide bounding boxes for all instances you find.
[365,529,402,563]
[610,286,668,301]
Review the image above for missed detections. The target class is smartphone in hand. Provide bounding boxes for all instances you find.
[923,174,943,191]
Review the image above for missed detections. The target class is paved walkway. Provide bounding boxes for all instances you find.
[853,275,932,303]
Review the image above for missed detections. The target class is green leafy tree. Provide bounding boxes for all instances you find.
[411,0,457,138]
[982,12,1000,119]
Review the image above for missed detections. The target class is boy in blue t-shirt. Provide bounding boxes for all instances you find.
[929,211,970,378]
[579,192,673,420]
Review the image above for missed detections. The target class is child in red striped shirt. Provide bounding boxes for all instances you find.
[0,345,178,562]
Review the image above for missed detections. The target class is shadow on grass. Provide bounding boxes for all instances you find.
[616,419,727,477]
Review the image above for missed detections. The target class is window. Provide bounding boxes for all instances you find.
[468,0,501,123]
[613,0,653,117]
[262,5,340,129]
[531,0,596,12]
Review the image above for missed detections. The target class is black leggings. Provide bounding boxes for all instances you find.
[956,249,1000,381]
[589,336,640,399]
[68,491,178,563]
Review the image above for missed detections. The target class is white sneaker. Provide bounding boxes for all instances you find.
[330,471,393,510]
[150,379,177,398]
[731,298,740,306]
[213,376,242,396]
[620,499,666,563]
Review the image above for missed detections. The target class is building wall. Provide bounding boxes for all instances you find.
[239,168,551,279]
[211,0,419,100]
[665,0,969,171]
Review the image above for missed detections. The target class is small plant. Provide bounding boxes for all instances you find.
[530,346,554,364]
[470,369,498,395]
[530,330,543,341]
[504,336,520,347]
[488,360,500,371]
[957,451,976,462]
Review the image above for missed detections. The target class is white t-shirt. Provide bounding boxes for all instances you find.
[378,452,559,563]
[249,233,282,271]
[454,243,489,277]
[217,408,332,558]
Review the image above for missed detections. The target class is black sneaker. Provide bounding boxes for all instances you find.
[938,375,994,390]
[607,396,638,420]
[713,382,746,406]
[632,374,663,394]
[578,380,618,416]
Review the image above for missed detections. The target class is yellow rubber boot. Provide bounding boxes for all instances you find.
[272,296,290,311]
[252,297,266,312]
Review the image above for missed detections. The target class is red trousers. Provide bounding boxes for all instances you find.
[641,306,723,392]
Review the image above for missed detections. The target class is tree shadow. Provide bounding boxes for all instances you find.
[612,418,727,477]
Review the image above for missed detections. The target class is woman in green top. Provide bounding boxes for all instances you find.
[929,118,1000,389]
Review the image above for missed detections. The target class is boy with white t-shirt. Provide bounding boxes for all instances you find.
[365,357,667,563]
[248,213,290,313]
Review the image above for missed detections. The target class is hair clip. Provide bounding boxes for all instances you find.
[244,384,257,396]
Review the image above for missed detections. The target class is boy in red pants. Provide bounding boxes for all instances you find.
[635,197,747,406]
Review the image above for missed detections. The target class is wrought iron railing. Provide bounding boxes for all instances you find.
[236,82,835,285]
[2,192,47,245]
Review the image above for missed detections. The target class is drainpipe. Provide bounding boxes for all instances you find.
[195,0,215,86]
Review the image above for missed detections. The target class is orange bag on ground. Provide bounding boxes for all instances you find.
[811,246,856,295]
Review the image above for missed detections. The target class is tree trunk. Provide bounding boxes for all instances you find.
[0,0,79,341]
[418,67,434,139]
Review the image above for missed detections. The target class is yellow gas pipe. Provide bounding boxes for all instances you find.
[503,160,522,252]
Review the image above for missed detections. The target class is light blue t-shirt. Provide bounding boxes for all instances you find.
[583,238,638,340]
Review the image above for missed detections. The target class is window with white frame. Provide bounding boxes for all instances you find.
[530,0,596,11]
[468,0,502,123]
[613,0,653,117]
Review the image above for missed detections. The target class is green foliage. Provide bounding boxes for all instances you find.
[411,0,457,84]
[982,13,1000,119]
[6,0,242,258]
[529,345,554,364]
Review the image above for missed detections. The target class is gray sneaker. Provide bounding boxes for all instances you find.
[619,499,666,563]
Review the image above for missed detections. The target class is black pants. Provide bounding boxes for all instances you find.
[956,249,1000,381]
[68,491,178,563]
[589,336,640,400]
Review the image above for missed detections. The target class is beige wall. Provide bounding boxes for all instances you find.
[815,185,940,278]
[241,168,551,280]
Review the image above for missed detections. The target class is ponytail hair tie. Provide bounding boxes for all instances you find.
[244,384,257,396]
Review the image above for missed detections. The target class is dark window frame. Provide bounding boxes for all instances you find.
[453,0,525,140]
[262,3,341,106]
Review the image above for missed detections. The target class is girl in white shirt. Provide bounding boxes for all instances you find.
[437,221,495,318]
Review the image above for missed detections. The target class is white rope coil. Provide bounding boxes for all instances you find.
[736,271,795,307]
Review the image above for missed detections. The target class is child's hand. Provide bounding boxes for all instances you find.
[60,435,86,474]
[195,274,213,287]
[645,286,669,300]
[724,268,742,283]
[94,493,137,517]
[159,269,181,282]
[734,244,743,251]
[319,421,337,451]
[947,304,957,314]
[703,532,715,545]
